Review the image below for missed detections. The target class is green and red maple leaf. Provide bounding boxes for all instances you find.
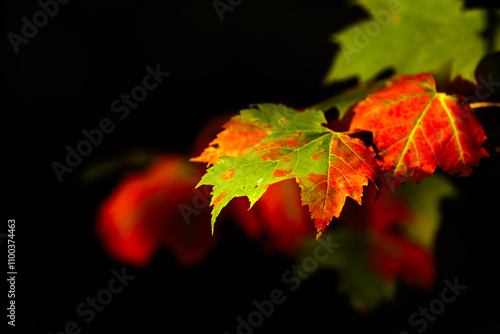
[192,73,488,237]
[191,104,380,237]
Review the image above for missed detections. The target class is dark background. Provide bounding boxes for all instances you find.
[3,0,500,333]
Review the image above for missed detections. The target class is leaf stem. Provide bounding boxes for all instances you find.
[469,102,500,109]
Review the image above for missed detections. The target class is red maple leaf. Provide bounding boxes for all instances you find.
[96,155,216,267]
[350,73,489,185]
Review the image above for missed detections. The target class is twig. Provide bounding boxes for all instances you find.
[469,102,500,109]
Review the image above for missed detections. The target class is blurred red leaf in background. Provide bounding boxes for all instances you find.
[231,179,314,256]
[95,155,216,267]
[365,184,435,290]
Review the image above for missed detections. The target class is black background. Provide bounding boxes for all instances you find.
[3,0,500,333]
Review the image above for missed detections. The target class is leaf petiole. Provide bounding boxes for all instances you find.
[469,102,500,109]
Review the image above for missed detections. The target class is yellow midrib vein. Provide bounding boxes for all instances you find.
[438,94,465,169]
[394,95,434,173]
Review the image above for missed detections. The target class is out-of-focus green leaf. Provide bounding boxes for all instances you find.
[397,172,457,249]
[324,0,493,84]
[494,11,500,51]
[303,231,395,311]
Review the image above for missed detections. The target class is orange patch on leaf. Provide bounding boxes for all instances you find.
[221,169,235,180]
[261,148,285,161]
[272,169,293,177]
[258,135,304,151]
[284,137,302,148]
[212,192,227,209]
[311,151,325,160]
[308,172,327,184]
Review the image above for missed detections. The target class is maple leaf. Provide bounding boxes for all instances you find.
[191,103,379,237]
[96,155,216,267]
[350,73,489,185]
[324,0,494,84]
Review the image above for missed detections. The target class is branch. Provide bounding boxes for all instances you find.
[469,102,500,109]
